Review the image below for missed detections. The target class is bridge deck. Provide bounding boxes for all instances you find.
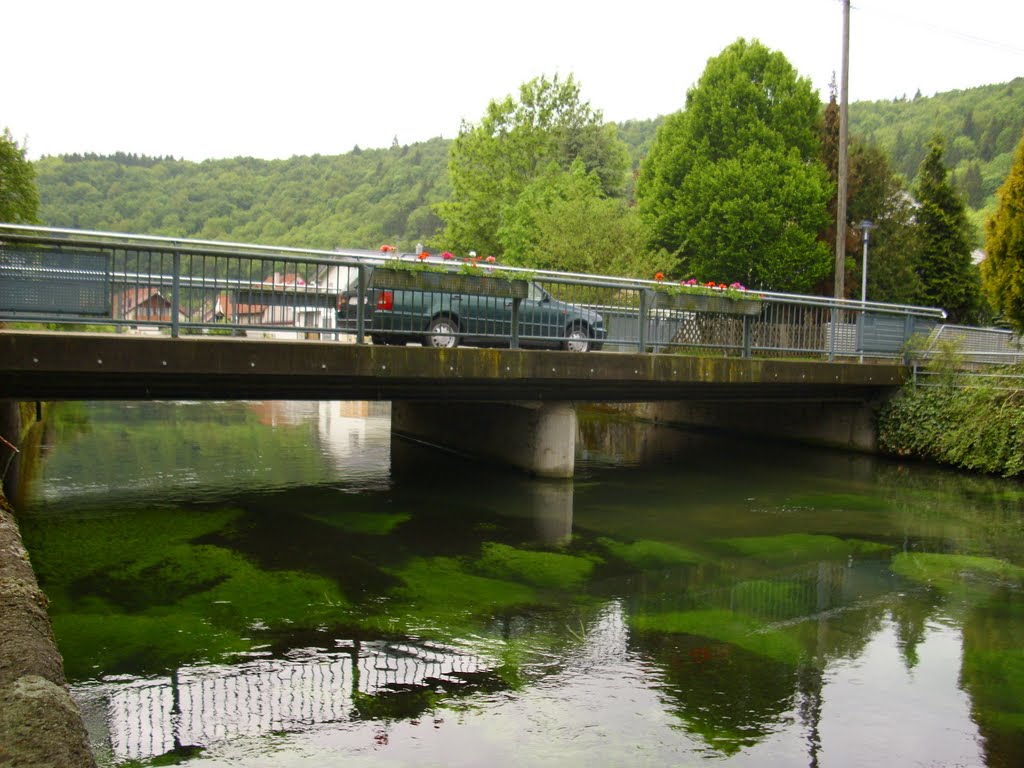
[0,331,903,402]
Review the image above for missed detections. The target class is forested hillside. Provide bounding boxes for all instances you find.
[34,139,452,251]
[849,78,1024,230]
[31,81,1018,251]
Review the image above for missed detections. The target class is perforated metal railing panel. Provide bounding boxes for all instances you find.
[0,247,112,316]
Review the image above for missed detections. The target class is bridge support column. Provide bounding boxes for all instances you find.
[391,401,577,478]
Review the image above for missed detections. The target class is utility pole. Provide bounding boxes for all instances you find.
[834,0,850,301]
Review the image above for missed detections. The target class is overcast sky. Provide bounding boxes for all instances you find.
[6,0,1024,162]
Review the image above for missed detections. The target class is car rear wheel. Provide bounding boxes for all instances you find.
[426,316,459,349]
[564,323,592,353]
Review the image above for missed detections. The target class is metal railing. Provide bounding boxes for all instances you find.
[911,324,1024,388]
[1,225,948,360]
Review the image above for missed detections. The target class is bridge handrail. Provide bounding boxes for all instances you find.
[1,224,949,358]
[0,224,947,320]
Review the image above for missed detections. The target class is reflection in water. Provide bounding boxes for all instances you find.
[80,640,493,762]
[17,401,1024,767]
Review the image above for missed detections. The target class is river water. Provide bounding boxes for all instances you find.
[16,400,1024,767]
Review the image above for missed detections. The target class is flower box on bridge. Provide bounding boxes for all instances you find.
[370,266,529,299]
[650,290,762,316]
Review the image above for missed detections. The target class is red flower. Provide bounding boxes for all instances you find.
[655,272,665,281]
[417,252,429,261]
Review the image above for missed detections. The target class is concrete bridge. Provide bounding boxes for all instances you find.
[1,225,947,477]
[0,330,902,477]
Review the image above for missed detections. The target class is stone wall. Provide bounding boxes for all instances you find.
[0,429,95,767]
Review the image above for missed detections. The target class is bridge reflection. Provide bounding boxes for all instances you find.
[76,555,861,763]
[82,639,494,762]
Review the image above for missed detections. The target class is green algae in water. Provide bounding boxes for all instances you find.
[25,504,352,679]
[631,609,803,664]
[53,612,249,681]
[891,552,1024,591]
[21,506,243,609]
[474,542,597,589]
[381,556,536,636]
[716,533,892,564]
[785,492,894,513]
[598,536,703,569]
[175,548,350,629]
[52,542,349,680]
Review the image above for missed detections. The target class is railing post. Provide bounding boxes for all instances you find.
[856,309,865,363]
[510,298,521,349]
[356,265,367,344]
[638,290,649,353]
[828,307,837,361]
[742,315,753,358]
[171,249,181,338]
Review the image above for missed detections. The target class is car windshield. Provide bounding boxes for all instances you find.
[527,282,549,302]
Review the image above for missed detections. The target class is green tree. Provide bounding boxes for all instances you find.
[637,38,832,292]
[847,142,920,305]
[980,130,1024,331]
[438,74,629,258]
[497,159,652,276]
[912,136,983,322]
[0,128,40,223]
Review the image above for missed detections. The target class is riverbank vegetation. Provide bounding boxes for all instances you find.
[878,363,1024,477]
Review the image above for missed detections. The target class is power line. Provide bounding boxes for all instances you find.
[849,1,1024,57]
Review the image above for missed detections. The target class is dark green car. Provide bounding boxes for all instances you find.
[337,280,606,352]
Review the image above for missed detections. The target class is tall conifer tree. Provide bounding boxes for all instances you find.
[980,130,1024,331]
[912,137,981,323]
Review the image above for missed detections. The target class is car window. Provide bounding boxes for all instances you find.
[527,282,548,302]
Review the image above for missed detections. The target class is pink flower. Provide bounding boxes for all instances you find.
[441,251,455,260]
[484,255,496,264]
[379,244,395,253]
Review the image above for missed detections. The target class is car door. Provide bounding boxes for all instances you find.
[516,283,566,347]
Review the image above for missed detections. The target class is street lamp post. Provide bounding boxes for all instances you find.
[860,220,875,304]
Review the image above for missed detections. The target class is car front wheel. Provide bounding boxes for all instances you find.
[426,316,459,349]
[564,324,592,353]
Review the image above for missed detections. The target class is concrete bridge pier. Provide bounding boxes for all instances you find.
[390,401,577,478]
